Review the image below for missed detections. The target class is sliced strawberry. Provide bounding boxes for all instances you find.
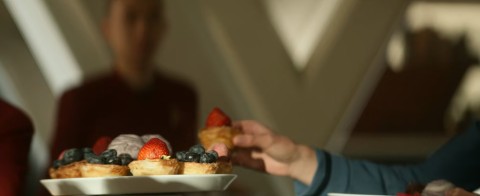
[137,138,170,160]
[57,149,66,160]
[92,136,112,155]
[205,107,232,128]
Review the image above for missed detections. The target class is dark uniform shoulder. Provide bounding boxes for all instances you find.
[60,73,118,103]
[0,99,34,135]
[156,72,197,98]
[66,73,116,95]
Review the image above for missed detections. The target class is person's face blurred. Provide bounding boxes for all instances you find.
[104,0,166,73]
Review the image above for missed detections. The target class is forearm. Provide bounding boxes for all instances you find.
[294,149,427,196]
[289,145,318,185]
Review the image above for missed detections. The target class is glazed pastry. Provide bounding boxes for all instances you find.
[80,162,129,177]
[49,160,84,179]
[49,148,132,179]
[128,138,179,176]
[176,144,232,175]
[198,107,240,150]
[50,162,129,179]
[129,158,179,176]
[199,127,240,150]
[179,161,232,174]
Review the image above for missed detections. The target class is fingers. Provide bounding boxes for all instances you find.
[232,149,290,177]
[231,148,266,172]
[233,132,274,150]
[233,120,276,151]
[232,120,271,134]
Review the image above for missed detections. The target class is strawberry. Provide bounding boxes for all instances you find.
[57,149,66,160]
[137,138,170,160]
[205,107,232,128]
[92,136,112,155]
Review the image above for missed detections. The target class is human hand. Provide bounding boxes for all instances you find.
[231,120,317,185]
[208,143,229,158]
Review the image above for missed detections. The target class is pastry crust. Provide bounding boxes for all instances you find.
[49,160,129,178]
[179,161,233,174]
[49,161,84,179]
[198,126,240,150]
[179,162,218,174]
[80,163,129,177]
[128,159,179,176]
[216,161,233,174]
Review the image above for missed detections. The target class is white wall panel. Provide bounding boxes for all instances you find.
[4,0,82,96]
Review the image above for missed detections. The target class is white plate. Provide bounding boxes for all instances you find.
[41,174,237,195]
[474,187,480,195]
[328,193,392,196]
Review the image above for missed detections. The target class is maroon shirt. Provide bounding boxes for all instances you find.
[0,99,34,196]
[50,72,198,160]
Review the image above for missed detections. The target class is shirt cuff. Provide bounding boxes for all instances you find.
[294,149,332,196]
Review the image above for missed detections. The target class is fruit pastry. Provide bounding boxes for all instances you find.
[175,144,232,175]
[80,149,132,177]
[49,147,132,179]
[128,138,179,176]
[108,134,172,159]
[198,107,241,150]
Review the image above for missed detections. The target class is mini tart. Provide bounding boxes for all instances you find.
[198,126,240,150]
[179,161,233,175]
[80,163,129,177]
[216,161,233,174]
[49,161,85,179]
[128,159,179,176]
[49,160,129,178]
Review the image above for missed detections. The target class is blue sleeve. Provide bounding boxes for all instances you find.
[294,150,426,196]
[419,120,480,191]
[295,120,480,196]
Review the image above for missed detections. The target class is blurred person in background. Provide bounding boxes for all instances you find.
[49,0,197,162]
[0,98,34,196]
[232,119,480,196]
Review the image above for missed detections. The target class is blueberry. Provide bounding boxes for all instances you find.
[63,148,83,164]
[100,149,117,159]
[84,152,96,160]
[82,147,93,154]
[175,151,187,161]
[206,150,218,160]
[199,153,215,163]
[189,144,205,155]
[118,154,133,166]
[208,153,218,162]
[185,152,200,162]
[105,156,120,165]
[86,155,105,164]
[53,160,63,169]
